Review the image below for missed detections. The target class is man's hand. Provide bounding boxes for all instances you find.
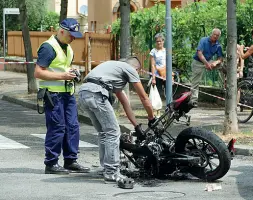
[148,117,157,128]
[210,60,222,69]
[134,124,145,141]
[62,71,77,80]
[210,61,217,68]
[151,77,156,85]
[205,62,212,70]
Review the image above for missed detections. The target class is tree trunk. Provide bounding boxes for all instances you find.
[119,0,131,102]
[18,0,37,93]
[59,0,68,23]
[223,0,238,134]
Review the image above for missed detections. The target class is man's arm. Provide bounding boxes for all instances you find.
[195,38,212,70]
[115,90,138,127]
[240,45,253,60]
[132,82,154,120]
[197,50,212,70]
[34,65,76,81]
[150,55,156,84]
[34,43,76,81]
[210,57,223,69]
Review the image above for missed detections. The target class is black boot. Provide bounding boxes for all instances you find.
[64,160,90,173]
[45,163,69,174]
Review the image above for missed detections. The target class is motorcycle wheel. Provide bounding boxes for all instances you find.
[175,127,231,181]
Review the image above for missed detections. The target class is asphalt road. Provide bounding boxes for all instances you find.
[0,99,253,200]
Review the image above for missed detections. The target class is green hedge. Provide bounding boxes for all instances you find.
[112,0,253,86]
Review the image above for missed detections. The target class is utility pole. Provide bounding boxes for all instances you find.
[165,0,173,104]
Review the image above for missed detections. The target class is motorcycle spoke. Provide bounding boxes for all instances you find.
[208,163,214,171]
[209,160,219,168]
[206,152,218,158]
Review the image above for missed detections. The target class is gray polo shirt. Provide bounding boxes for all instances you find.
[79,60,140,96]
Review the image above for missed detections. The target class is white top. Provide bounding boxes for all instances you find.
[150,48,166,75]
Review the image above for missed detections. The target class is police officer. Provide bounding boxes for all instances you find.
[34,18,90,174]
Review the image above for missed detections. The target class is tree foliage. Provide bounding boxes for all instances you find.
[43,12,60,31]
[0,0,59,45]
[112,0,253,82]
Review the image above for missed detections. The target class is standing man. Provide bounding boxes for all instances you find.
[191,28,223,105]
[34,18,90,174]
[78,57,155,189]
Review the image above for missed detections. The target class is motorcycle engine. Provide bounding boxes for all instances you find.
[147,141,163,156]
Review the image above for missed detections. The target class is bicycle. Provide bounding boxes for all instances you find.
[237,76,253,123]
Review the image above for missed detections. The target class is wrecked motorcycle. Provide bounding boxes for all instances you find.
[120,92,235,181]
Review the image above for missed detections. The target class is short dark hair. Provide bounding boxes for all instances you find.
[119,56,141,69]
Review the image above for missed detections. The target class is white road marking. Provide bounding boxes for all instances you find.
[31,134,98,148]
[0,135,29,149]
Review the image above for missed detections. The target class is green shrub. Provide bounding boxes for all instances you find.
[112,0,253,86]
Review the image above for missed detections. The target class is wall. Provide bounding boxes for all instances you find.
[47,0,88,32]
[7,31,114,75]
[88,0,113,32]
[88,0,143,32]
[147,0,182,8]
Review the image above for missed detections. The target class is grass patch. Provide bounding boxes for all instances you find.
[216,131,253,146]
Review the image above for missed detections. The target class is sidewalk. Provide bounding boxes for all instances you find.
[1,71,253,156]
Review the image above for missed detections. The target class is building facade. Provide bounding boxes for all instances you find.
[47,0,88,32]
[87,0,207,33]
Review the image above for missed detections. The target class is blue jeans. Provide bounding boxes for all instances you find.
[78,90,120,175]
[44,92,80,166]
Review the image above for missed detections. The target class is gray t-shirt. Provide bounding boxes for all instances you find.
[79,61,140,96]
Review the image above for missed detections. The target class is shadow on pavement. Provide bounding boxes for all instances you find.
[232,165,253,200]
[41,172,104,184]
[0,167,44,174]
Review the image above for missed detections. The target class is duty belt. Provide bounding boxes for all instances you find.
[84,78,111,91]
[84,78,115,105]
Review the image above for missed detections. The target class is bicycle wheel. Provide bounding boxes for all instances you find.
[237,80,253,123]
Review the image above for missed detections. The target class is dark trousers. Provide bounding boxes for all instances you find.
[156,77,166,99]
[44,92,80,166]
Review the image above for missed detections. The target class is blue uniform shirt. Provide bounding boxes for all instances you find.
[193,36,223,62]
[36,43,56,68]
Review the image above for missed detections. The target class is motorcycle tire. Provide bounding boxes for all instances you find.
[175,127,231,181]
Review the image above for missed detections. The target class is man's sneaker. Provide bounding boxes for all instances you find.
[96,168,104,176]
[104,172,134,189]
[45,164,69,175]
[64,161,90,173]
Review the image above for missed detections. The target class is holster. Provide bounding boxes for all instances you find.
[108,90,116,105]
[37,88,55,114]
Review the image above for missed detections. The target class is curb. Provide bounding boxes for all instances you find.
[1,94,131,134]
[1,94,252,157]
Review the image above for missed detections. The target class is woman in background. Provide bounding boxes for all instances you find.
[150,33,166,100]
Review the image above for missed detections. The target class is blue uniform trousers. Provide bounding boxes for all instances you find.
[44,92,80,166]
